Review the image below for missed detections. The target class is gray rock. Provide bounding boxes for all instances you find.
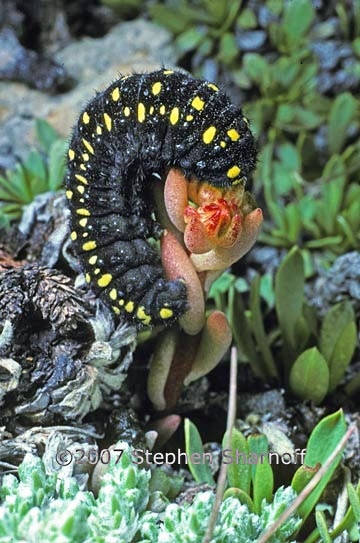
[0,20,176,170]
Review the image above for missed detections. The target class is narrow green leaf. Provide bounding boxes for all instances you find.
[36,119,60,153]
[48,139,67,191]
[328,93,357,154]
[283,0,315,48]
[347,483,360,523]
[275,246,304,351]
[184,418,215,486]
[289,347,329,404]
[250,275,278,378]
[316,510,332,543]
[320,301,357,391]
[296,409,347,521]
[223,429,250,494]
[248,434,273,513]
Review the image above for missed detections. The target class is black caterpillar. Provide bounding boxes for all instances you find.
[66,69,257,327]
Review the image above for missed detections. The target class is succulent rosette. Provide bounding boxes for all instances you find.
[149,169,263,410]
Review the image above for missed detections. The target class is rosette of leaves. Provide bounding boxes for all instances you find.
[0,120,67,227]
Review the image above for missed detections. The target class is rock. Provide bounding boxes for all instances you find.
[236,30,267,51]
[308,252,360,317]
[0,20,176,170]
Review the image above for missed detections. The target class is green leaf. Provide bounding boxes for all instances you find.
[289,347,329,404]
[184,419,215,486]
[292,464,320,495]
[223,429,250,495]
[148,4,191,34]
[320,301,357,392]
[275,246,304,351]
[236,8,257,29]
[48,139,67,191]
[218,32,239,64]
[248,434,273,514]
[296,409,347,521]
[328,93,358,154]
[347,483,360,523]
[223,487,254,511]
[316,510,332,543]
[242,53,271,89]
[36,119,60,153]
[250,275,278,378]
[283,0,315,49]
[208,272,235,297]
[175,28,205,53]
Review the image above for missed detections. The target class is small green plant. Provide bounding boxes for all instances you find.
[209,247,357,403]
[185,410,360,542]
[0,119,67,225]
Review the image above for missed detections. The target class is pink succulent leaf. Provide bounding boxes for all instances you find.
[161,230,206,335]
[164,169,188,233]
[147,328,179,411]
[184,310,232,386]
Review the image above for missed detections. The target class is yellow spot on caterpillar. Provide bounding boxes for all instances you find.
[70,231,77,241]
[160,307,173,319]
[82,232,88,237]
[76,208,90,216]
[82,139,94,154]
[138,103,146,123]
[88,255,97,265]
[79,218,88,227]
[119,299,125,306]
[104,113,112,131]
[66,190,73,199]
[220,141,226,148]
[79,198,85,203]
[203,126,217,144]
[149,105,154,114]
[170,107,179,125]
[109,288,117,301]
[82,240,97,251]
[152,81,162,95]
[80,164,86,171]
[96,125,102,135]
[75,174,88,185]
[227,166,241,179]
[111,87,120,101]
[137,306,151,325]
[159,105,166,115]
[112,306,120,315]
[68,149,75,161]
[85,273,91,283]
[124,106,131,117]
[94,268,100,274]
[192,96,205,111]
[163,70,174,74]
[125,301,134,313]
[82,153,89,161]
[227,129,240,141]
[186,114,193,121]
[98,274,112,287]
[83,112,90,124]
[77,185,85,194]
[208,83,219,91]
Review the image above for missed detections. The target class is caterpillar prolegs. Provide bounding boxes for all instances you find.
[66,69,257,327]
